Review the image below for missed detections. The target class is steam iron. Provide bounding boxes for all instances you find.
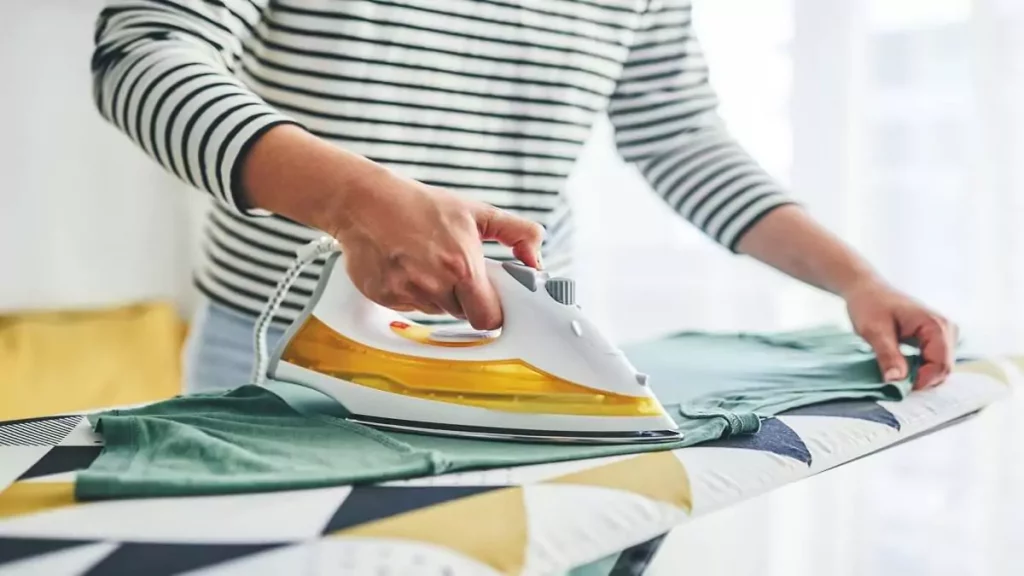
[252,237,681,444]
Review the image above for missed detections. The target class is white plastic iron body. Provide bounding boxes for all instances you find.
[262,243,681,444]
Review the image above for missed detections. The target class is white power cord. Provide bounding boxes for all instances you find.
[250,235,341,387]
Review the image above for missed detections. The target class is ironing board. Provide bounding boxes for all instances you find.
[0,356,1018,576]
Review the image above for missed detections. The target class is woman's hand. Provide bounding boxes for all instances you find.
[333,173,544,330]
[842,278,958,390]
[735,205,957,390]
[240,125,544,330]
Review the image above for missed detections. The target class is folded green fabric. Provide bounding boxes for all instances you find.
[75,327,920,501]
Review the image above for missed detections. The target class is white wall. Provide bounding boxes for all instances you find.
[0,1,207,316]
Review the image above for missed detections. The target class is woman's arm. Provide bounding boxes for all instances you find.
[733,205,878,296]
[606,1,797,252]
[90,4,542,328]
[91,0,297,213]
[606,0,955,389]
[736,205,956,390]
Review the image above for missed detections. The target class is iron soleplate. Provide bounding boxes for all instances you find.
[347,414,684,445]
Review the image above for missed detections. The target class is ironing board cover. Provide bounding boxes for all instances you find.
[0,357,1017,575]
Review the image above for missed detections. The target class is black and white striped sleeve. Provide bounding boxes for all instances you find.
[90,0,299,215]
[608,0,796,251]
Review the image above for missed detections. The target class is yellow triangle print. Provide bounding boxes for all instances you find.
[334,487,527,575]
[0,482,76,520]
[954,359,1010,385]
[1008,356,1024,378]
[546,451,691,513]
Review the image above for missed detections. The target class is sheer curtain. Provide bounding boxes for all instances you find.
[571,0,1024,353]
[567,0,837,346]
[568,1,1023,574]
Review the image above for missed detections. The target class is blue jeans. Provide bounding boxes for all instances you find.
[181,299,285,394]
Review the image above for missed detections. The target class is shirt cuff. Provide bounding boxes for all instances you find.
[219,114,305,217]
[724,196,801,253]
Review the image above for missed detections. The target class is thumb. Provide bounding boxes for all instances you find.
[859,323,909,383]
[473,204,544,268]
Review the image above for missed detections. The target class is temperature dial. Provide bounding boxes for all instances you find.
[545,277,576,306]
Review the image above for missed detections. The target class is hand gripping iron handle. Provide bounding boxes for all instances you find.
[249,236,545,386]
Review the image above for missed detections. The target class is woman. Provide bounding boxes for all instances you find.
[90,0,955,393]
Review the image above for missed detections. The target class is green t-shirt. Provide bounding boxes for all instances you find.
[75,327,919,500]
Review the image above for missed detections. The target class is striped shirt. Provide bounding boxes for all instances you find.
[90,0,793,323]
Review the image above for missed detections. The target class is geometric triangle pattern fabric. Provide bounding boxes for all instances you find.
[321,485,503,534]
[673,447,806,516]
[82,542,284,576]
[705,417,813,465]
[0,363,1014,575]
[0,486,349,544]
[519,484,684,575]
[0,482,76,521]
[1010,356,1024,376]
[0,447,50,491]
[780,399,901,430]
[546,452,692,513]
[774,414,902,475]
[0,536,97,566]
[954,358,1012,386]
[57,418,103,447]
[17,447,103,481]
[608,533,669,576]
[335,487,529,575]
[0,541,117,575]
[186,539,504,576]
[0,416,80,447]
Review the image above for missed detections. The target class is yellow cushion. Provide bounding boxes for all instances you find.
[0,301,185,420]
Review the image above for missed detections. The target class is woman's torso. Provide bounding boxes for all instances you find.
[198,0,652,323]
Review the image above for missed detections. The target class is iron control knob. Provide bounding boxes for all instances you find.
[545,277,576,306]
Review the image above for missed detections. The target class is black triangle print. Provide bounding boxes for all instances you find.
[18,446,104,480]
[707,417,813,465]
[781,399,900,430]
[322,485,500,534]
[84,542,281,576]
[0,536,96,567]
[610,533,668,575]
